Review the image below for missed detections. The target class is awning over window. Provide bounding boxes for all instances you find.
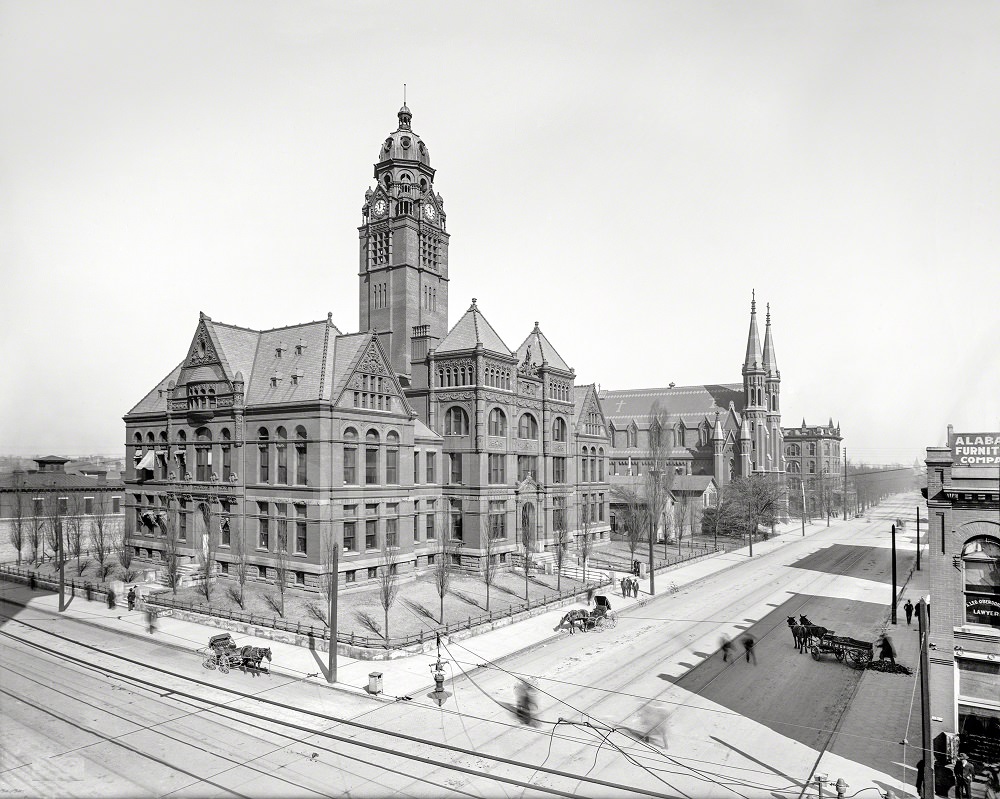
[136,451,156,470]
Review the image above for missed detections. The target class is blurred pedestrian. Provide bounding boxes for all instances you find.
[85,581,93,601]
[146,608,157,635]
[904,599,914,625]
[515,680,537,727]
[742,633,757,665]
[720,635,734,663]
[638,702,669,748]
[915,758,924,797]
[127,586,136,611]
[29,572,36,592]
[107,588,116,610]
[878,634,897,668]
[620,577,626,596]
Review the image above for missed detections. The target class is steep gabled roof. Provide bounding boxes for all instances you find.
[514,323,571,373]
[436,299,511,356]
[601,384,745,428]
[244,320,334,405]
[125,361,185,416]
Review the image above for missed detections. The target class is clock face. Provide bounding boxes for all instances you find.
[423,203,436,221]
[372,198,387,217]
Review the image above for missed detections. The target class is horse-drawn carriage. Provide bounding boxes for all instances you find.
[200,633,272,675]
[810,633,873,666]
[559,595,618,634]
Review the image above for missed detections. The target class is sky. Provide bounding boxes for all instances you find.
[1,1,998,465]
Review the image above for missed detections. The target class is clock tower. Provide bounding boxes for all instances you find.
[359,104,449,379]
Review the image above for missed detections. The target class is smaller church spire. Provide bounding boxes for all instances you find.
[762,302,778,378]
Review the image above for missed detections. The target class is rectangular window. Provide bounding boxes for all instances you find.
[344,447,357,484]
[517,455,537,482]
[366,520,377,550]
[222,446,232,481]
[581,494,590,524]
[219,561,229,575]
[277,444,287,484]
[489,500,506,539]
[553,496,565,531]
[552,457,566,484]
[221,519,231,546]
[295,571,305,586]
[450,499,463,541]
[259,445,269,483]
[196,447,209,481]
[84,497,94,515]
[344,520,356,552]
[386,448,399,484]
[365,447,378,485]
[275,503,288,552]
[368,566,378,580]
[58,496,68,515]
[426,452,436,484]
[599,457,604,482]
[112,496,121,514]
[449,452,463,485]
[427,501,436,539]
[413,450,421,484]
[345,569,356,584]
[386,515,398,548]
[488,453,506,484]
[33,498,43,516]
[258,502,269,549]
[178,500,187,540]
[296,443,307,485]
[599,493,605,522]
[295,505,307,554]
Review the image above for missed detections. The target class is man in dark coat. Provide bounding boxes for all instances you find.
[904,599,914,625]
[953,753,975,799]
[878,634,897,667]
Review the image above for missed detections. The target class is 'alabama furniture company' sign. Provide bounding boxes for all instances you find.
[949,433,1000,466]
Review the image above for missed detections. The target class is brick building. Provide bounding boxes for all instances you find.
[783,419,844,517]
[923,427,1000,763]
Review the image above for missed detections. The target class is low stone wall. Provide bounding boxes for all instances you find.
[149,590,592,661]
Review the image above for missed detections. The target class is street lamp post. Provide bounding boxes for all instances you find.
[327,542,338,684]
[891,523,898,625]
[648,468,658,596]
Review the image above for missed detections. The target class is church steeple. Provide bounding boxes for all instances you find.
[762,303,778,378]
[743,291,763,375]
[359,103,450,377]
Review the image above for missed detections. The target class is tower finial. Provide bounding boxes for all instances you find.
[403,83,406,105]
[766,302,770,325]
[751,289,756,313]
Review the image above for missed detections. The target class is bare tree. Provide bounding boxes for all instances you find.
[433,511,451,625]
[643,404,675,559]
[114,513,135,582]
[67,495,85,573]
[552,504,567,593]
[8,475,26,566]
[519,500,536,600]
[44,492,64,566]
[726,474,785,551]
[274,514,289,617]
[481,511,500,611]
[90,494,112,576]
[196,503,218,601]
[319,525,338,626]
[231,515,249,608]
[160,504,181,595]
[612,485,647,567]
[377,540,399,648]
[577,497,593,585]
[27,494,44,566]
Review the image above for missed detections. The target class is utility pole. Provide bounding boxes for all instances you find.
[58,518,65,612]
[918,599,934,798]
[843,449,848,522]
[891,523,898,625]
[800,478,805,537]
[327,542,339,684]
[916,506,921,571]
[647,468,658,596]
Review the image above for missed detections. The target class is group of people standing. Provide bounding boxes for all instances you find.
[620,576,640,598]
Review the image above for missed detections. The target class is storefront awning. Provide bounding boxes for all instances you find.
[136,451,156,470]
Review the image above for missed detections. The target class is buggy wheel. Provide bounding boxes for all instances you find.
[849,650,867,666]
[606,613,617,629]
[811,646,820,660]
[203,657,217,670]
[836,649,845,662]
[219,656,230,674]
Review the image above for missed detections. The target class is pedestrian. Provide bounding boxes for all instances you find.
[631,578,638,597]
[633,560,640,577]
[742,633,757,665]
[620,577,626,596]
[878,634,897,668]
[626,578,633,597]
[983,763,1000,799]
[127,586,136,611]
[915,758,924,798]
[29,572,36,592]
[720,635,734,663]
[146,608,157,635]
[953,753,974,799]
[107,588,116,610]
[904,599,914,625]
[85,581,93,602]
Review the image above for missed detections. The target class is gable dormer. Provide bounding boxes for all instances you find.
[335,334,413,415]
[173,314,238,422]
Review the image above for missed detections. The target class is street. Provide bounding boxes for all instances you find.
[0,495,922,798]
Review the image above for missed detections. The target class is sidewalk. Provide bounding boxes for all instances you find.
[0,516,813,702]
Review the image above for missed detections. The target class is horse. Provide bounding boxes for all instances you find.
[795,625,833,652]
[556,609,590,635]
[238,645,272,674]
[799,615,813,627]
[786,616,798,644]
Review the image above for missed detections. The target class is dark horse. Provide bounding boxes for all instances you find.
[556,609,590,635]
[238,645,272,673]
[793,625,832,653]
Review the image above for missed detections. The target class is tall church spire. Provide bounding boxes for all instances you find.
[742,291,762,374]
[761,302,778,377]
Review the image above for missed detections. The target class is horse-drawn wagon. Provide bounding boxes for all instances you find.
[199,633,272,675]
[810,632,873,666]
[558,595,618,634]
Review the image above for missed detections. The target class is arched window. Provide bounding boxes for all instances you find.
[962,533,1000,628]
[488,408,507,437]
[385,430,399,484]
[649,422,661,449]
[552,417,567,442]
[598,448,605,481]
[788,461,800,474]
[146,431,155,444]
[365,430,380,486]
[581,446,589,482]
[628,426,637,448]
[295,425,308,485]
[257,427,270,483]
[445,407,470,436]
[275,426,288,484]
[590,447,598,483]
[808,443,816,456]
[343,428,358,485]
[518,413,538,440]
[133,432,142,445]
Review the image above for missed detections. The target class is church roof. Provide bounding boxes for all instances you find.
[670,475,717,494]
[514,323,571,373]
[601,384,745,428]
[435,299,511,356]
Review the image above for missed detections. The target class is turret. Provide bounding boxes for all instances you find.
[712,411,726,482]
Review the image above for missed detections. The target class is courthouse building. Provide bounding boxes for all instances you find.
[923,427,1000,763]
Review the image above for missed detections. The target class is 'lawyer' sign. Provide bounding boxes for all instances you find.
[950,433,1000,466]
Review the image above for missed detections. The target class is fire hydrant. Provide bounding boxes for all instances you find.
[834,777,849,798]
